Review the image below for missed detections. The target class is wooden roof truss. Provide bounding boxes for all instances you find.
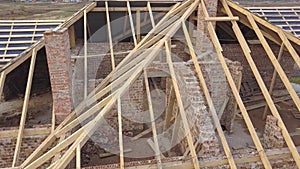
[0,0,300,168]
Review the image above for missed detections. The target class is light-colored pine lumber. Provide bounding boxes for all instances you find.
[246,13,300,167]
[136,10,141,43]
[92,7,172,12]
[144,71,163,169]
[0,71,6,100]
[182,15,237,169]
[165,40,200,169]
[263,43,284,119]
[205,1,271,168]
[164,85,175,131]
[12,49,37,167]
[76,145,81,169]
[117,99,124,169]
[205,16,239,21]
[105,1,116,69]
[84,9,88,99]
[147,2,156,28]
[127,1,137,46]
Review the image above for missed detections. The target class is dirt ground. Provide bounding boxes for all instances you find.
[226,96,300,150]
[0,1,87,20]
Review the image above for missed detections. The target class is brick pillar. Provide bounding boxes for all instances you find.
[262,115,284,149]
[44,28,73,124]
[195,0,218,53]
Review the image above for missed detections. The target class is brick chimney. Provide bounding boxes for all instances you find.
[44,28,73,124]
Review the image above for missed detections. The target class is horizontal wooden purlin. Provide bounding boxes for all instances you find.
[0,54,19,57]
[0,41,35,45]
[0,59,14,62]
[0,127,51,139]
[205,16,239,21]
[0,47,28,51]
[92,7,171,12]
[0,23,61,26]
[0,28,52,32]
[0,34,43,38]
[0,20,65,23]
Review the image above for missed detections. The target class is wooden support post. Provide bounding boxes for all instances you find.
[165,41,200,169]
[51,109,55,133]
[68,25,76,49]
[164,85,175,131]
[12,49,37,167]
[263,43,284,119]
[105,1,115,69]
[144,71,163,169]
[202,0,272,168]
[84,9,88,99]
[76,145,81,169]
[147,2,155,28]
[232,72,242,120]
[136,10,141,43]
[127,1,137,46]
[0,71,6,100]
[182,19,237,169]
[117,99,124,169]
[246,12,300,167]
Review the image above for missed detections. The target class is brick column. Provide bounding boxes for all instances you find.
[195,0,218,53]
[44,28,73,124]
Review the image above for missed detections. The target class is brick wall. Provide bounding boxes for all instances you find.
[44,28,73,123]
[72,42,134,106]
[0,125,49,167]
[222,43,295,91]
[173,63,219,157]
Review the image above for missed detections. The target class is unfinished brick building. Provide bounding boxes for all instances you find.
[0,0,300,168]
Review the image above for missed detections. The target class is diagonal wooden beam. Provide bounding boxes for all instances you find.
[147,2,156,28]
[0,71,6,100]
[117,99,124,169]
[144,70,163,169]
[84,9,88,99]
[127,0,137,46]
[203,0,272,168]
[246,13,300,167]
[12,49,37,167]
[165,40,200,169]
[182,15,237,169]
[105,1,115,69]
[263,43,284,118]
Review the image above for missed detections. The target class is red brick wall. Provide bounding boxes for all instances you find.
[222,43,295,90]
[44,28,73,123]
[0,125,49,167]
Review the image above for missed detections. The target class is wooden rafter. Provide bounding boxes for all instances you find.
[203,0,272,168]
[245,12,300,167]
[12,49,37,167]
[165,39,200,169]
[182,11,237,168]
[144,70,163,169]
[127,1,138,46]
[263,43,285,118]
[20,2,199,168]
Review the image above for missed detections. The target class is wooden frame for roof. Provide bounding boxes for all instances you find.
[0,21,63,66]
[247,7,300,38]
[1,0,300,168]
